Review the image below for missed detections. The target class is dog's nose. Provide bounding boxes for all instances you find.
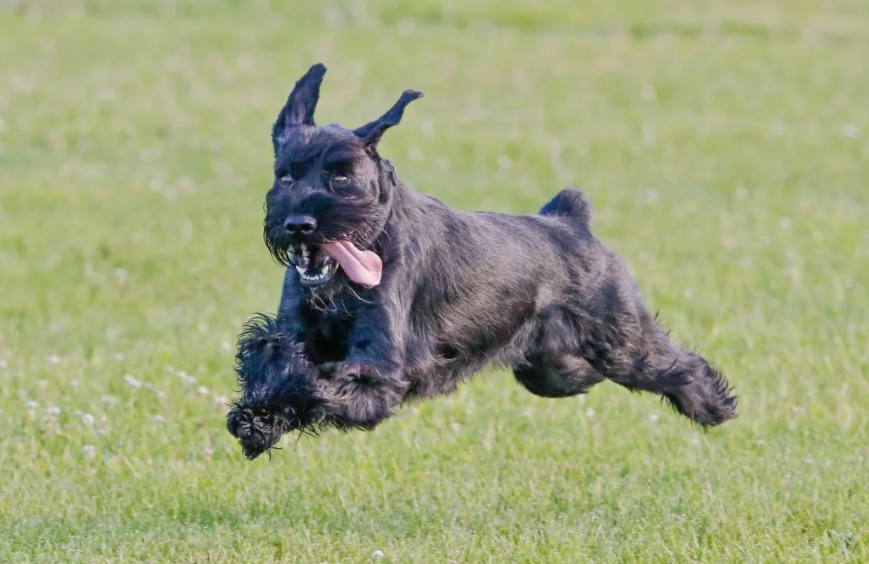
[283,215,317,236]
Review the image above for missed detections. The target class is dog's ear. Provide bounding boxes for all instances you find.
[272,63,327,149]
[353,90,423,152]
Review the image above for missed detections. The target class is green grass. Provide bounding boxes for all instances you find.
[1,0,868,562]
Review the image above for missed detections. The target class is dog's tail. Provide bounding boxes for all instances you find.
[539,188,591,226]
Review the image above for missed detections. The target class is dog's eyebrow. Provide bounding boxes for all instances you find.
[275,142,320,174]
[275,157,310,176]
[320,140,365,166]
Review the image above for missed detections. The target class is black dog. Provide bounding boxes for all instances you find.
[226,63,737,460]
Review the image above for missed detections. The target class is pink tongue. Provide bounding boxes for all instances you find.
[321,240,383,287]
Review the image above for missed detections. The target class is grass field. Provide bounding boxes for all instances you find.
[2,0,868,562]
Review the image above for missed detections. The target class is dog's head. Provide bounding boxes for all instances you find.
[263,63,422,292]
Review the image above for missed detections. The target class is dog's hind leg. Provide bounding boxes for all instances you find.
[513,306,605,398]
[583,305,737,427]
[514,354,605,398]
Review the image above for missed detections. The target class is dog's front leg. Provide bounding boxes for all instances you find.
[226,270,328,459]
[318,300,408,430]
[225,312,325,459]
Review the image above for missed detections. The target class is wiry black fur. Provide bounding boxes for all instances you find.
[227,64,737,459]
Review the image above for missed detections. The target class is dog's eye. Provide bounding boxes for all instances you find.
[279,174,293,187]
[330,174,350,188]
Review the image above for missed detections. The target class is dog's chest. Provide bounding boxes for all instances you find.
[303,308,353,362]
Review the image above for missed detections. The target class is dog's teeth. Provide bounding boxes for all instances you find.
[296,256,335,284]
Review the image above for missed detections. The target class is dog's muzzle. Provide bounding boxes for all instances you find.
[288,243,339,286]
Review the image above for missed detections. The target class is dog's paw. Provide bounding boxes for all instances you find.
[226,407,287,460]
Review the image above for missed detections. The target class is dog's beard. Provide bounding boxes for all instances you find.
[263,222,386,311]
[288,243,341,286]
[262,232,346,298]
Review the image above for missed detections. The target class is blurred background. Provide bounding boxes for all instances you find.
[1,1,867,562]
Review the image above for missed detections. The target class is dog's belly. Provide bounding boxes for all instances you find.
[401,293,540,398]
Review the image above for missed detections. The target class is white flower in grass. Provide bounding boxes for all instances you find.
[96,416,109,435]
[586,407,595,418]
[113,268,128,283]
[419,118,435,138]
[197,386,209,396]
[203,447,214,460]
[145,383,166,399]
[649,413,659,423]
[70,379,79,388]
[0,359,7,369]
[214,396,228,406]
[164,365,175,374]
[83,445,96,460]
[842,123,860,139]
[114,353,125,361]
[124,374,141,389]
[152,414,165,422]
[82,414,94,426]
[371,550,384,558]
[46,406,60,416]
[176,371,196,384]
[24,400,38,410]
[220,341,232,352]
[642,125,656,146]
[47,355,60,365]
[641,84,656,101]
[324,7,343,26]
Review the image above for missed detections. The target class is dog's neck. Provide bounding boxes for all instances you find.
[369,157,401,251]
